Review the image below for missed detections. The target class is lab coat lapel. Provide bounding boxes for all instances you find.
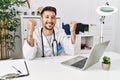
[39,27,52,57]
[42,33,50,47]
[50,35,54,45]
[51,28,59,55]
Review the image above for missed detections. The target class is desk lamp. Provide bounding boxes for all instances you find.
[96,2,118,43]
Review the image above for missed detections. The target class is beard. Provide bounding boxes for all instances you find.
[44,22,55,30]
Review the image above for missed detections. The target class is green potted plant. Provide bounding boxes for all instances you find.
[37,6,43,15]
[102,56,111,70]
[0,0,25,60]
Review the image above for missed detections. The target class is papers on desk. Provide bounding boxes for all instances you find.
[0,60,28,77]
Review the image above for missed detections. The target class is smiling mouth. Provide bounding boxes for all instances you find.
[46,22,54,27]
[44,22,54,30]
[46,22,53,25]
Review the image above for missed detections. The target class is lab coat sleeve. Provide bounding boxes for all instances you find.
[61,30,75,55]
[23,40,37,60]
[63,37,75,55]
[68,38,76,55]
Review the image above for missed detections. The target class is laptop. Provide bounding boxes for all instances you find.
[61,41,110,70]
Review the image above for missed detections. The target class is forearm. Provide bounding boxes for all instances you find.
[27,19,36,47]
[27,31,34,47]
[70,31,76,44]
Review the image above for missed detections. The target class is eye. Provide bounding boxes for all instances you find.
[51,16,55,19]
[45,16,49,18]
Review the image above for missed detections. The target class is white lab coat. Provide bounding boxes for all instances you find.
[23,27,75,60]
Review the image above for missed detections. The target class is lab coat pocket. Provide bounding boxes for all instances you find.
[56,42,62,53]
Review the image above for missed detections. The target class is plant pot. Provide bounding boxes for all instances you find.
[0,0,25,60]
[0,22,10,60]
[37,11,40,15]
[31,12,35,15]
[0,41,10,60]
[24,12,27,15]
[102,62,111,71]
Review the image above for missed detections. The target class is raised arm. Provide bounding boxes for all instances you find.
[27,19,36,47]
[69,21,77,44]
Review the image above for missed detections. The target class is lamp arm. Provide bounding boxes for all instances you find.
[100,16,105,24]
[23,0,30,8]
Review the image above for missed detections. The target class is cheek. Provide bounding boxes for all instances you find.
[41,19,46,26]
[53,20,56,24]
[41,19,46,24]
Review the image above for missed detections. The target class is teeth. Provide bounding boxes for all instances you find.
[47,22,53,25]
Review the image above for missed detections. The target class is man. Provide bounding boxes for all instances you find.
[23,6,77,60]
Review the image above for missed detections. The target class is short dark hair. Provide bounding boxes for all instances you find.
[40,6,57,16]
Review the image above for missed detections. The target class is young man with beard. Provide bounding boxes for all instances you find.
[23,6,77,60]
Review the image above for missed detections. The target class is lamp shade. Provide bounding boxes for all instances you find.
[96,5,118,16]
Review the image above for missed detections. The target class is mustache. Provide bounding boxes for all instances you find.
[46,22,54,25]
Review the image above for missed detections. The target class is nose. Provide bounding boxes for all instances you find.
[48,17,53,22]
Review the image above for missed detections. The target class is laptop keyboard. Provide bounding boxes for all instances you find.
[71,58,88,69]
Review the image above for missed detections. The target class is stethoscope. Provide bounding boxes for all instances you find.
[41,28,58,57]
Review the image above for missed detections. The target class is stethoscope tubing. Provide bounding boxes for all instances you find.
[41,28,58,57]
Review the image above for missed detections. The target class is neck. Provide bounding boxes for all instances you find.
[42,27,53,36]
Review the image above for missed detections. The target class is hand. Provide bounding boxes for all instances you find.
[69,21,77,44]
[70,21,77,33]
[27,19,37,32]
[27,19,36,38]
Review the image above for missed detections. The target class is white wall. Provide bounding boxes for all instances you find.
[114,0,120,53]
[13,0,119,59]
[20,0,98,24]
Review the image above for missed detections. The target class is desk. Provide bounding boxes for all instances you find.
[0,52,120,80]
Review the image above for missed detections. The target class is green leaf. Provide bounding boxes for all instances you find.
[103,56,111,64]
[0,0,25,54]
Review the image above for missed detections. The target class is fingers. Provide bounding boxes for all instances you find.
[28,19,37,26]
[70,21,77,27]
[70,21,77,32]
[70,21,77,24]
[27,19,37,32]
[27,19,36,37]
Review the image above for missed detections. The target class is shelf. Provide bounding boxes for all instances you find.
[74,34,94,54]
[21,15,61,19]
